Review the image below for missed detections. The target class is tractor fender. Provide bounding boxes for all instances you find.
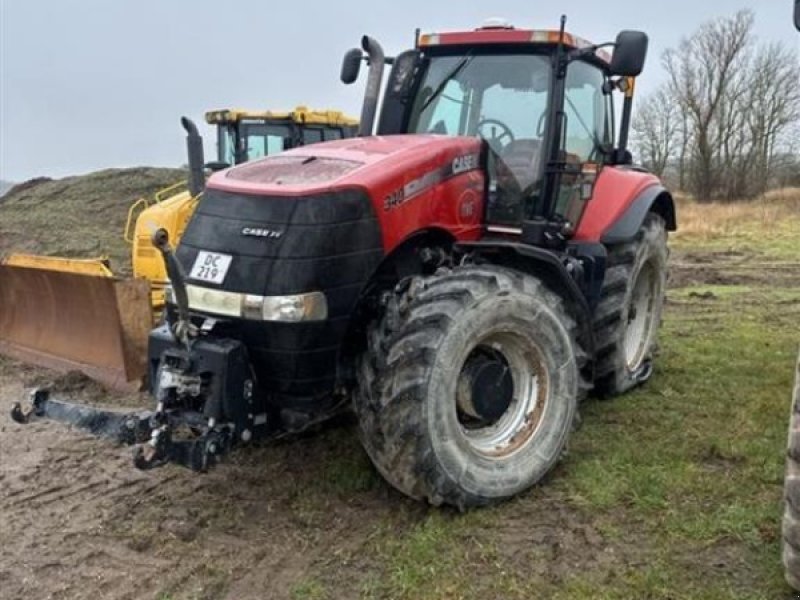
[600,185,677,244]
[453,240,595,364]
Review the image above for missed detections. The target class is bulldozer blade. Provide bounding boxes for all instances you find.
[0,264,153,390]
[10,388,153,444]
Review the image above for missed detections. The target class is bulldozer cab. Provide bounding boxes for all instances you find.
[205,106,359,166]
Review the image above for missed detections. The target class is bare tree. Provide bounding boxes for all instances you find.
[744,42,800,195]
[634,9,800,200]
[631,87,679,178]
[663,9,754,201]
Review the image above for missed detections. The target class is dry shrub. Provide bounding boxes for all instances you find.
[674,187,800,239]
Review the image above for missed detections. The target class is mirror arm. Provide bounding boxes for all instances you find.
[566,42,615,64]
[616,77,636,162]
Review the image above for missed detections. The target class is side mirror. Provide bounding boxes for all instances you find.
[387,50,420,99]
[609,30,648,77]
[795,0,799,31]
[340,48,363,84]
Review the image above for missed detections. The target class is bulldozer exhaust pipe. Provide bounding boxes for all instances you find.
[182,116,205,197]
[357,36,386,137]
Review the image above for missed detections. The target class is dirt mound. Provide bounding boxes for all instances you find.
[2,176,53,199]
[0,167,186,275]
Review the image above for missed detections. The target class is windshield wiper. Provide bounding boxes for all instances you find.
[564,95,603,160]
[418,54,474,115]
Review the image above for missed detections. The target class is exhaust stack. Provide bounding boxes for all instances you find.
[357,36,386,137]
[181,117,205,197]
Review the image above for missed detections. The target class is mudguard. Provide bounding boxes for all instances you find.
[601,184,676,244]
[574,167,676,243]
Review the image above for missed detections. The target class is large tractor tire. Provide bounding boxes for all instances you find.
[783,352,800,590]
[355,266,581,509]
[593,213,668,396]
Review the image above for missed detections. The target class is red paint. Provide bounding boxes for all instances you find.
[207,135,485,252]
[574,167,661,242]
[207,135,657,253]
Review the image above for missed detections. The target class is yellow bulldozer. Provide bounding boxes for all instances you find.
[0,107,358,389]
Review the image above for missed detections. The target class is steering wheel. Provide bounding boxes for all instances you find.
[476,119,515,149]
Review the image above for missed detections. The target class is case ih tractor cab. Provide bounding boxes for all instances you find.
[13,18,675,508]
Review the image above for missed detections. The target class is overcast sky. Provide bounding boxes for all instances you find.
[1,0,798,182]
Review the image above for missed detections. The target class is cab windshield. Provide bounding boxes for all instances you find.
[408,53,552,223]
[217,122,291,164]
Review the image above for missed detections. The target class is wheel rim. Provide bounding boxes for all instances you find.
[455,331,549,458]
[623,260,658,371]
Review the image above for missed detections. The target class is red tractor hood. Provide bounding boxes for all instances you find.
[206,134,483,198]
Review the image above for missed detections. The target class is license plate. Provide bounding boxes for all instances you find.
[189,251,232,284]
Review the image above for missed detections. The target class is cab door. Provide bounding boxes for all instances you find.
[555,61,613,230]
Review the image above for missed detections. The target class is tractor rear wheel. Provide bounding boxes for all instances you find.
[355,266,581,508]
[783,352,800,590]
[594,213,668,396]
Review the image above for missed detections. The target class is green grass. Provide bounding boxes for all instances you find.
[291,578,327,600]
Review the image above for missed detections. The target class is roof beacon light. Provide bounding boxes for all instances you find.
[479,17,514,30]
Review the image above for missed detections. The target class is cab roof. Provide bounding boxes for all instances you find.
[419,22,612,64]
[205,105,359,127]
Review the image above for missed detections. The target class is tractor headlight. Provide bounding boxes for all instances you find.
[183,285,327,322]
[188,286,242,317]
[246,292,328,322]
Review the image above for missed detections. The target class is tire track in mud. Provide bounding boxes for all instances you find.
[0,379,177,599]
[0,373,397,600]
[668,249,800,289]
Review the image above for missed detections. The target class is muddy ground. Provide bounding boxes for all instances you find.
[1,249,798,600]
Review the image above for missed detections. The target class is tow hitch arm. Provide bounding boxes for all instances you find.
[10,388,233,472]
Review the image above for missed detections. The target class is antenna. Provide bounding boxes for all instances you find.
[556,14,567,77]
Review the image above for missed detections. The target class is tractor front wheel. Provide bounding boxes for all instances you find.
[355,266,581,508]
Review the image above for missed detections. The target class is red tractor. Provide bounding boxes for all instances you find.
[13,18,675,508]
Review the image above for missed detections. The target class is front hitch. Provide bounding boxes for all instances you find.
[133,426,233,472]
[10,388,235,472]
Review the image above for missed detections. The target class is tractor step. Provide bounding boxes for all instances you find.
[10,388,233,472]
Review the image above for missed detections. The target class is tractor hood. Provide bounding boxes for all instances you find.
[206,134,483,199]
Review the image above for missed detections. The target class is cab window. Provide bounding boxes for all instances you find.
[240,123,290,161]
[302,128,324,144]
[424,79,470,135]
[563,61,609,162]
[554,61,611,226]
